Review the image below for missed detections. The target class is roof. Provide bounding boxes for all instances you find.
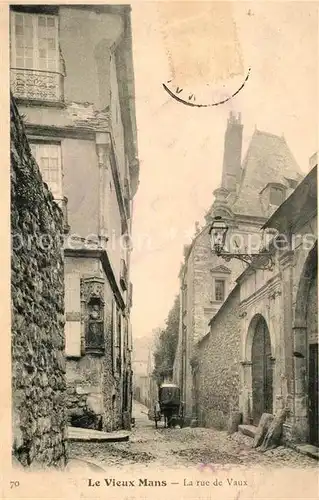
[231,130,303,217]
[262,164,317,232]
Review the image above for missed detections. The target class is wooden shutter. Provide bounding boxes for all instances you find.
[64,273,81,358]
[65,321,81,358]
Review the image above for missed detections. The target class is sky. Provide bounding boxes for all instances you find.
[129,1,318,340]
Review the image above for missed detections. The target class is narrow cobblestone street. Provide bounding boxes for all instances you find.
[69,401,317,471]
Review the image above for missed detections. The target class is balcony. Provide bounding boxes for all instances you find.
[10,67,64,103]
[120,259,128,291]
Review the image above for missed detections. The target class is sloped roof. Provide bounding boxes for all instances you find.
[263,164,317,232]
[231,129,303,217]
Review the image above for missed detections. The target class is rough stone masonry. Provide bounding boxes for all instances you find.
[11,94,68,468]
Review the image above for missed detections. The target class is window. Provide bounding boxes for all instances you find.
[269,186,284,206]
[30,143,62,200]
[215,279,225,302]
[10,11,62,101]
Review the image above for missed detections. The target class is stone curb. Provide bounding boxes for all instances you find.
[288,442,319,461]
[67,426,130,443]
[67,458,108,472]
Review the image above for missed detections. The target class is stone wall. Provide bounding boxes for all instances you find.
[196,286,241,430]
[177,218,263,422]
[11,94,67,467]
[64,257,124,433]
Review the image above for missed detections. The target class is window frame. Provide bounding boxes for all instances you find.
[11,10,59,72]
[29,140,63,200]
[269,185,285,207]
[210,270,230,305]
[10,9,64,103]
[214,278,226,302]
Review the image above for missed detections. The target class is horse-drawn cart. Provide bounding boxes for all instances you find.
[154,383,184,429]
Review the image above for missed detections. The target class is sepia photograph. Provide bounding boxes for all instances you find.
[6,1,318,497]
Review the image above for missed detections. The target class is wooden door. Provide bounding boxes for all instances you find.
[309,343,319,446]
[252,317,273,425]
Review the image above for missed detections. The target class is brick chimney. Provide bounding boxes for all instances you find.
[221,111,243,192]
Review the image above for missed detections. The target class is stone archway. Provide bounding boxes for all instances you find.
[293,242,318,445]
[250,315,273,425]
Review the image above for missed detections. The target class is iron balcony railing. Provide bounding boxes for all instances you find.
[10,67,64,102]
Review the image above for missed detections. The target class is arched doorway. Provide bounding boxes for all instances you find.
[294,242,318,445]
[251,316,273,425]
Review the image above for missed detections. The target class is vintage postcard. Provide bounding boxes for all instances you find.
[1,1,318,499]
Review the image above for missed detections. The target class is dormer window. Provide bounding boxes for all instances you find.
[269,186,285,206]
[260,182,287,213]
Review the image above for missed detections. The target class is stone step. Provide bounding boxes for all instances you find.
[67,426,130,443]
[293,443,319,460]
[238,424,258,438]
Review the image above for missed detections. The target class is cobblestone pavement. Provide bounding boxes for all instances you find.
[69,401,318,470]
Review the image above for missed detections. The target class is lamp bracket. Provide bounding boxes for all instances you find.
[217,251,274,271]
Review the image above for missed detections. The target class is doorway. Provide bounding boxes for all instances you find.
[308,343,319,446]
[307,270,318,446]
[251,316,273,425]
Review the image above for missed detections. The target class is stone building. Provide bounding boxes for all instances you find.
[194,163,317,447]
[238,164,317,446]
[11,94,67,467]
[10,5,139,432]
[132,335,158,409]
[173,112,303,424]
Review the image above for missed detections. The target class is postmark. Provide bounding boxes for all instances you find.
[157,2,250,107]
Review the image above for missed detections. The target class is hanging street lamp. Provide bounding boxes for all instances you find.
[209,216,274,271]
